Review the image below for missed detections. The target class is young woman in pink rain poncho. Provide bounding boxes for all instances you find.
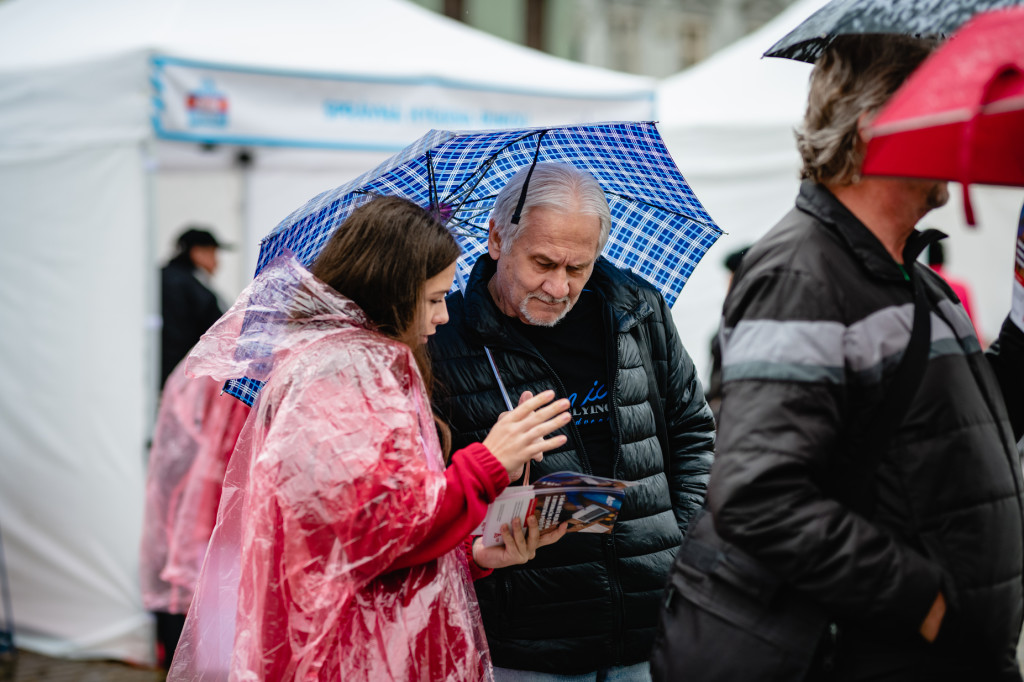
[168,196,570,681]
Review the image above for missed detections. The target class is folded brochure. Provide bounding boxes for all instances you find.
[473,471,632,547]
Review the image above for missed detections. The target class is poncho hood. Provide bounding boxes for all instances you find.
[185,254,371,383]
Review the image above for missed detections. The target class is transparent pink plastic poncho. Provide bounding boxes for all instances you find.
[167,256,491,682]
[140,362,250,615]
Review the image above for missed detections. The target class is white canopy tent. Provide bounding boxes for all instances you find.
[659,0,1024,381]
[0,0,654,662]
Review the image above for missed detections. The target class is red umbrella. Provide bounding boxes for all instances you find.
[862,6,1024,225]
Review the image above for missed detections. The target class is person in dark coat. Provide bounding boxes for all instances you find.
[160,227,228,388]
[429,162,716,680]
[705,245,749,422]
[653,35,1024,681]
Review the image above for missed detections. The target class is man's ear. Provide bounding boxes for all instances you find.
[856,110,873,145]
[487,219,502,260]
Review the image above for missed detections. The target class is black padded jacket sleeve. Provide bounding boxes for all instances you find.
[658,294,715,537]
[987,317,1024,442]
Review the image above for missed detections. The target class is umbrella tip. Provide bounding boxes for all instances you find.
[431,202,454,225]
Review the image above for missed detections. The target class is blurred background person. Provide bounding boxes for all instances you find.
[160,227,230,388]
[927,239,979,337]
[148,225,242,668]
[139,361,250,670]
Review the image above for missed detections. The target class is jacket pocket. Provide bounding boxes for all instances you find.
[665,515,827,653]
[651,520,828,682]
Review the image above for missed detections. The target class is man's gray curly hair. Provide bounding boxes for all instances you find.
[797,34,935,186]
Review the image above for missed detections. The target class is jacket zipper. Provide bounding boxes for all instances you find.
[608,331,623,477]
[606,333,625,661]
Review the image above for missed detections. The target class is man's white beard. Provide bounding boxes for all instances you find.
[520,292,572,327]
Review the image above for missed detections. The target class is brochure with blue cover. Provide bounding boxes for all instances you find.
[473,471,632,547]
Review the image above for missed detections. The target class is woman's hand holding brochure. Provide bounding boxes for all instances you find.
[471,515,569,569]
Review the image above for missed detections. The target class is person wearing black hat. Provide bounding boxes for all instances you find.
[160,227,229,388]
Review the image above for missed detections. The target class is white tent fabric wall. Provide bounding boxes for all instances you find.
[0,143,153,660]
[0,0,654,663]
[658,0,1024,383]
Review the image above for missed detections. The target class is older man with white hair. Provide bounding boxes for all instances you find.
[429,162,715,681]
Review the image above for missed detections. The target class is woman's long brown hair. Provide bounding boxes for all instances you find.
[310,195,459,455]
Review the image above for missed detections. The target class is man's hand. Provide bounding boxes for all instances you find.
[471,515,568,570]
[919,591,946,643]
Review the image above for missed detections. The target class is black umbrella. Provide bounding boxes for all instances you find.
[764,0,1024,63]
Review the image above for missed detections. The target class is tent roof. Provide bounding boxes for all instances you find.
[657,0,827,128]
[0,0,652,96]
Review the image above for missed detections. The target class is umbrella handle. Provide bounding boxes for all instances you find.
[960,64,1023,226]
[511,130,548,226]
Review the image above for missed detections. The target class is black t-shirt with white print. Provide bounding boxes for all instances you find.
[513,288,615,479]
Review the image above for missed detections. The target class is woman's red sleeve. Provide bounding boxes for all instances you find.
[387,442,508,573]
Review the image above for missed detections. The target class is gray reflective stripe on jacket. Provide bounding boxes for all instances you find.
[721,299,983,385]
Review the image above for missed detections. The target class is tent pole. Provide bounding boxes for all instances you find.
[0,522,16,674]
[142,139,161,451]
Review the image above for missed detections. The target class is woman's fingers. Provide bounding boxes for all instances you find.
[511,517,537,561]
[499,518,532,563]
[530,395,571,420]
[482,390,572,474]
[502,391,571,435]
[524,515,543,553]
[530,410,572,436]
[485,517,565,566]
[538,521,569,548]
[509,390,565,420]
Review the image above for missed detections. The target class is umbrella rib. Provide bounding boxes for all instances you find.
[440,130,549,208]
[604,191,719,231]
[427,150,439,213]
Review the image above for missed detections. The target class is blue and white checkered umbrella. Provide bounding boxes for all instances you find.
[227,121,721,404]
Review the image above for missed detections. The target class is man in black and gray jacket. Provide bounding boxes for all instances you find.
[429,162,715,679]
[655,35,1024,681]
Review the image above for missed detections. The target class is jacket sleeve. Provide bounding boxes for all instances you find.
[710,266,945,635]
[386,442,508,572]
[659,294,716,537]
[986,317,1024,441]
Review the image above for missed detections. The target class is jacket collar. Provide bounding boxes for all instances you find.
[795,180,943,283]
[460,254,653,345]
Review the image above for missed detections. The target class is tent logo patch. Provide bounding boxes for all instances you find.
[187,78,229,128]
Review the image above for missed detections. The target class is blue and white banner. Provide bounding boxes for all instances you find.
[151,56,654,151]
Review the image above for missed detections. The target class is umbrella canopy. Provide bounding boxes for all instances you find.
[764,0,1024,63]
[226,121,721,405]
[862,7,1024,224]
